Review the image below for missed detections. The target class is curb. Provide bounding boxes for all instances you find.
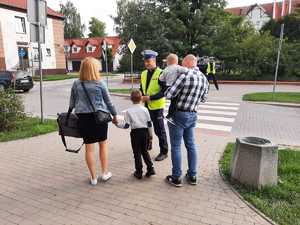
[122,80,300,85]
[245,101,300,108]
[110,93,130,98]
[218,165,278,225]
[217,80,300,85]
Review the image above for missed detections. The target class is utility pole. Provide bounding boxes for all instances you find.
[28,0,46,123]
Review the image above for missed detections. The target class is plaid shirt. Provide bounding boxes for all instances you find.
[165,66,209,112]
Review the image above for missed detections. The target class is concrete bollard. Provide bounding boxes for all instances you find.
[230,137,278,189]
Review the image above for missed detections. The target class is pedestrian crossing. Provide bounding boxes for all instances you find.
[165,100,240,133]
[120,100,240,134]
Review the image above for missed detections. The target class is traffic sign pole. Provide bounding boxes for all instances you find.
[131,53,133,89]
[272,23,285,101]
[105,43,109,88]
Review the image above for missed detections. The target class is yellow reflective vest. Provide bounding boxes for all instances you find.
[207,62,216,74]
[141,68,165,110]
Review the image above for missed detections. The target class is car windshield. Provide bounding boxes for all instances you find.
[0,72,12,79]
[16,71,30,79]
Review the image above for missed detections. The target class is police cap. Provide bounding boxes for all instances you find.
[141,50,158,60]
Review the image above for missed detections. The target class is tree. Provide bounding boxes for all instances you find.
[60,1,85,39]
[102,48,113,72]
[114,0,227,72]
[262,9,300,41]
[237,32,277,80]
[114,0,299,81]
[204,13,255,75]
[88,17,107,37]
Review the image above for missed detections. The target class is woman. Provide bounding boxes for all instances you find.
[69,57,117,186]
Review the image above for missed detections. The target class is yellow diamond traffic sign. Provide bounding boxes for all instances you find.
[128,39,136,54]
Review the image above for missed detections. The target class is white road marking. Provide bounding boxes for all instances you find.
[121,101,240,133]
[163,112,235,123]
[196,123,232,132]
[198,110,237,116]
[198,105,239,111]
[205,102,240,106]
[165,101,240,106]
[198,115,235,123]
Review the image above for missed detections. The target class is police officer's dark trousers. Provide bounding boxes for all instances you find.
[148,109,168,155]
[208,73,219,90]
[130,128,153,173]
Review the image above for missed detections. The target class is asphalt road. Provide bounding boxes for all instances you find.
[20,79,300,146]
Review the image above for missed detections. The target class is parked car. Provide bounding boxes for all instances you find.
[0,70,34,92]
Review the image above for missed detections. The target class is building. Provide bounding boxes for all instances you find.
[225,0,300,30]
[64,36,122,72]
[0,0,66,74]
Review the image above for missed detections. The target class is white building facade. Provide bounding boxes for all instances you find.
[245,5,272,30]
[0,1,66,74]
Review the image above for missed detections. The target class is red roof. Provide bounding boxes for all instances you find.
[0,0,64,19]
[225,0,300,19]
[104,36,121,57]
[65,36,121,60]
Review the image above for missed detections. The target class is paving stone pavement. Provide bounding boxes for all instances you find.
[0,126,271,225]
[232,102,300,146]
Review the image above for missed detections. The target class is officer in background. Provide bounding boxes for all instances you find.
[197,56,208,75]
[207,57,219,90]
[140,50,168,161]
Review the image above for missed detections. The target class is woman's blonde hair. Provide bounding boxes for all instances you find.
[79,57,101,81]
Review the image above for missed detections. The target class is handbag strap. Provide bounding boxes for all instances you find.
[61,135,84,153]
[80,82,96,113]
[57,118,84,153]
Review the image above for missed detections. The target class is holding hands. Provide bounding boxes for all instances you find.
[112,116,118,125]
[142,96,150,103]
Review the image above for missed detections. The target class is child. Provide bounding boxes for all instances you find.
[115,90,155,179]
[159,54,189,118]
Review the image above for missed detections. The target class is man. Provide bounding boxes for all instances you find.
[165,54,209,187]
[140,50,168,161]
[207,57,219,90]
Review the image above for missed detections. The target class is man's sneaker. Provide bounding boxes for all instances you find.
[90,176,98,186]
[155,153,168,161]
[166,175,182,187]
[133,171,143,180]
[145,167,156,177]
[101,172,112,182]
[185,174,197,185]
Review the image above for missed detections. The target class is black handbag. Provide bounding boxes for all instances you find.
[80,82,112,125]
[57,111,84,153]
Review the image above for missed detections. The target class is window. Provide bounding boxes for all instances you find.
[88,46,93,52]
[73,47,78,53]
[32,48,39,62]
[15,16,26,34]
[46,48,51,57]
[64,46,70,53]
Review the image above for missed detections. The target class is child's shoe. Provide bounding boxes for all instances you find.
[145,167,156,177]
[133,171,143,179]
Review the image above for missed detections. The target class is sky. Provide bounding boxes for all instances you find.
[47,0,275,36]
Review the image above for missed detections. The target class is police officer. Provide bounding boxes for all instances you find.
[207,57,219,90]
[140,50,168,161]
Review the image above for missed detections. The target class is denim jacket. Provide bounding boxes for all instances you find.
[69,79,117,116]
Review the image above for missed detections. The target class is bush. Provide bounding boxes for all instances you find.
[0,89,25,132]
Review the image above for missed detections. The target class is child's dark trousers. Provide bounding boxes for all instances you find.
[130,128,153,173]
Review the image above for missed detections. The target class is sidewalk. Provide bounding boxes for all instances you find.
[0,126,271,225]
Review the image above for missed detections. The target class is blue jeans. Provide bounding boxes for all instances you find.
[168,111,198,178]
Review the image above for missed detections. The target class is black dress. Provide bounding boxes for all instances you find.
[77,113,108,144]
